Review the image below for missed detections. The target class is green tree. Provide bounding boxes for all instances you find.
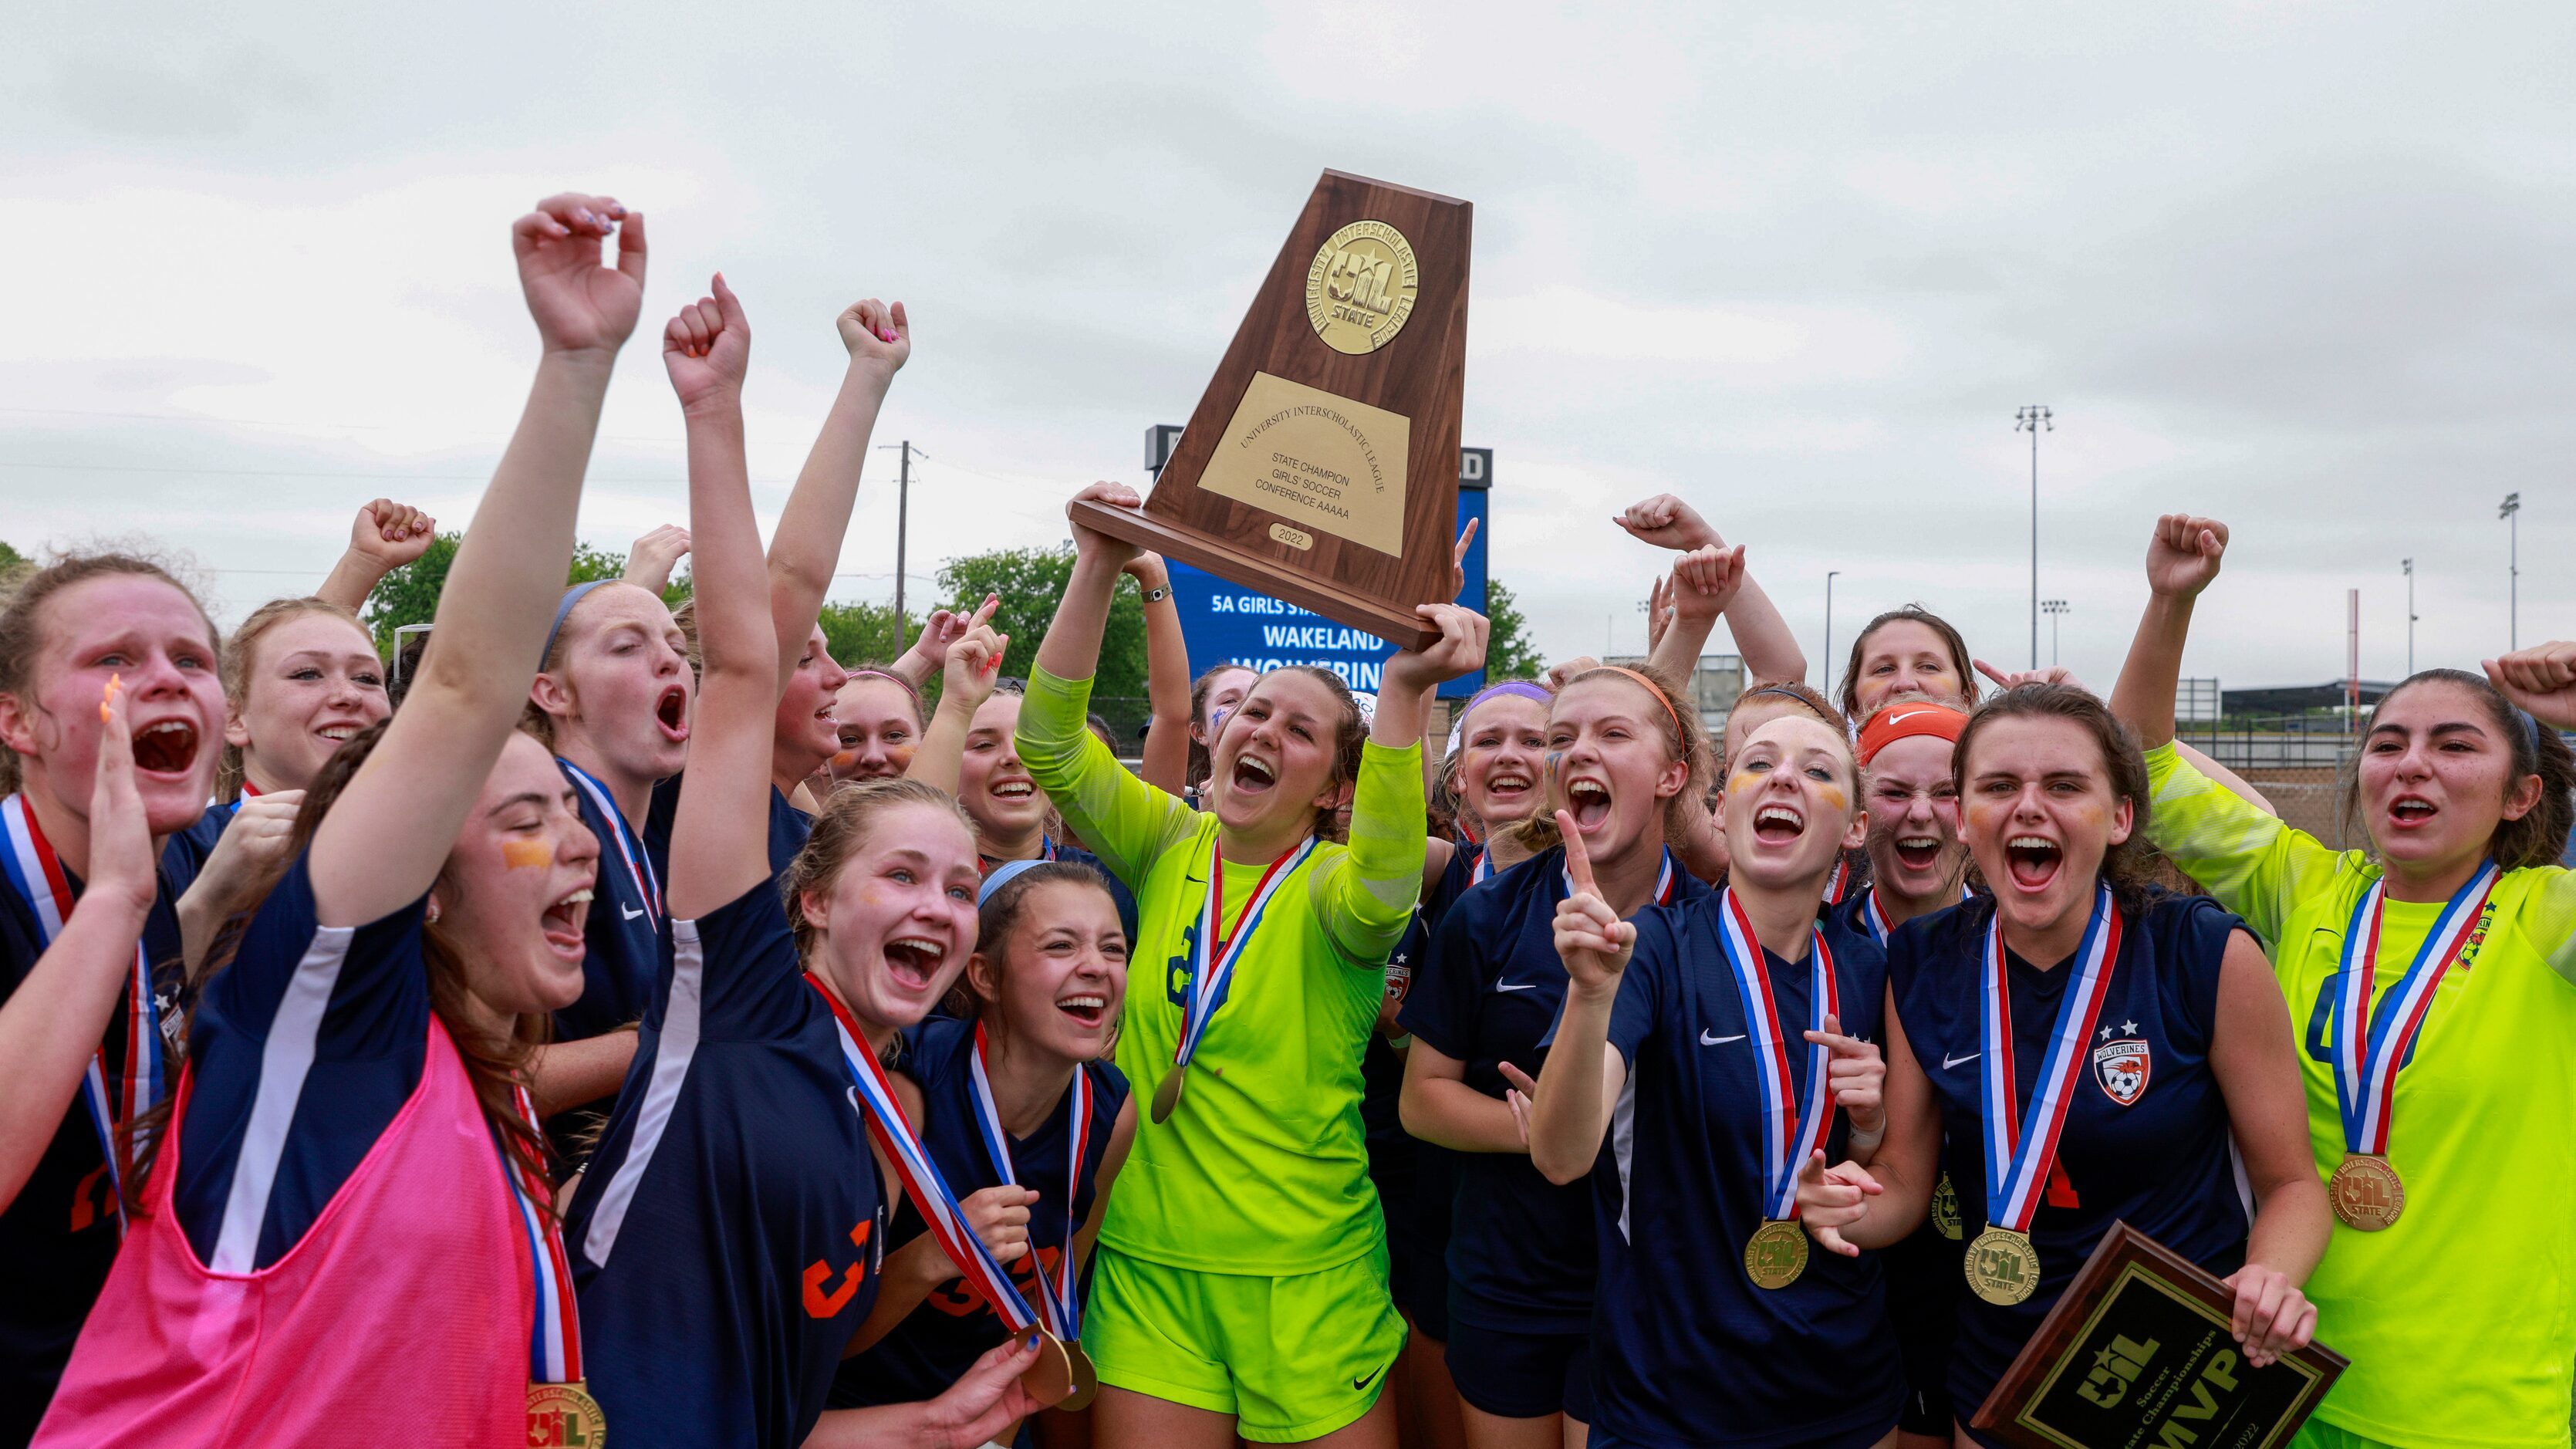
[818,600,919,672]
[360,532,689,651]
[0,539,27,579]
[934,546,1148,698]
[1482,577,1544,681]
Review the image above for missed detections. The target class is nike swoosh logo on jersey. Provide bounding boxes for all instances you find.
[1700,1031,1746,1046]
[1943,1051,1980,1069]
[1494,981,1538,992]
[1353,1362,1387,1393]
[621,904,646,920]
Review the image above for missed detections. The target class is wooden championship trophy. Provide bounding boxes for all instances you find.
[1971,1224,2346,1449]
[1069,170,1470,653]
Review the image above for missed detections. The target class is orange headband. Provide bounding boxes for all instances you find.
[1580,665,1686,744]
[1857,700,1967,765]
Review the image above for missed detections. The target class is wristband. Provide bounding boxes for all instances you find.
[1140,585,1170,604]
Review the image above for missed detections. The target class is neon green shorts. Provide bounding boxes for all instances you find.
[1082,1241,1406,1442]
[2291,1420,2403,1449]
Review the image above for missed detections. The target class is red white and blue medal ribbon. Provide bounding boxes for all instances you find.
[559,759,660,929]
[1173,836,1318,1077]
[811,980,1042,1335]
[1858,882,1975,946]
[1,793,160,1235]
[1470,847,1494,886]
[2333,862,2497,1157]
[1714,890,1840,1221]
[1979,884,2122,1232]
[1558,847,1677,907]
[1825,855,1852,905]
[966,1022,1089,1339]
[495,1084,584,1385]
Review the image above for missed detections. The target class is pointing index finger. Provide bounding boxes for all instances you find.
[1558,809,1599,896]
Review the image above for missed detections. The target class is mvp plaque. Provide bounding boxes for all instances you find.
[1970,1224,2345,1449]
[1069,171,1470,652]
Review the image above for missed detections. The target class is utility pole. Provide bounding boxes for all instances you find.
[876,441,916,652]
[2016,406,2053,669]
[1823,570,1841,691]
[2402,558,2416,676]
[2500,491,2520,650]
[2347,588,2361,731]
[2042,598,2069,667]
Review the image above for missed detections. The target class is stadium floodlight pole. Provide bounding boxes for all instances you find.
[2042,598,2070,667]
[2402,558,2417,676]
[2016,406,2054,668]
[876,441,916,652]
[1823,571,1841,690]
[2499,492,2521,650]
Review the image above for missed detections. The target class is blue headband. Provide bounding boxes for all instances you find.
[979,858,1048,906]
[540,581,610,669]
[2523,708,2544,756]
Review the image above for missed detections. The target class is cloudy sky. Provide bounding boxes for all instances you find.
[7,2,2570,696]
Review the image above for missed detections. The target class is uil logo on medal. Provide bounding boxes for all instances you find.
[1306,221,1420,354]
[2091,1031,2151,1107]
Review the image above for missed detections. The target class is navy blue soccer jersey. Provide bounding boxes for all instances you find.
[642,775,808,882]
[830,1016,1129,1410]
[170,798,236,871]
[553,759,665,1040]
[1889,890,2254,1442]
[1590,894,1903,1449]
[174,853,431,1272]
[1366,843,1474,1143]
[567,877,890,1449]
[1399,845,1709,1338]
[0,825,195,1445]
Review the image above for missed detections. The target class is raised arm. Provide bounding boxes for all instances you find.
[1617,494,1806,683]
[1527,816,1634,1184]
[1018,484,1200,881]
[2106,513,2230,751]
[310,195,641,926]
[1646,543,1744,682]
[768,300,910,692]
[1129,552,1195,795]
[314,498,437,613]
[661,277,775,919]
[903,615,1007,795]
[0,687,153,1210]
[620,523,692,596]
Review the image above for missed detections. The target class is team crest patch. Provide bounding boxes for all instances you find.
[2092,1038,2150,1106]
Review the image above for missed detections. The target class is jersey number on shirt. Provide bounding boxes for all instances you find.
[928,1244,1066,1319]
[802,1219,875,1319]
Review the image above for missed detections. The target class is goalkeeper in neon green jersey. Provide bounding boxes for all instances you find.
[2110,511,2576,1449]
[1018,481,1489,1447]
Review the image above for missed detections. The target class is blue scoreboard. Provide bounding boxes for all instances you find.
[1146,427,1491,701]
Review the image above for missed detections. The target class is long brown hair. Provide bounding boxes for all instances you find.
[1952,683,2157,918]
[215,597,373,801]
[782,777,979,964]
[0,549,220,794]
[2338,669,2576,870]
[129,718,552,1214]
[1838,606,1977,721]
[1511,662,1714,854]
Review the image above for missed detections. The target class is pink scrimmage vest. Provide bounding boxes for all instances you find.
[34,1016,534,1447]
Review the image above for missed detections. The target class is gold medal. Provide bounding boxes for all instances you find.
[1930,1173,1963,1241]
[527,1380,607,1447]
[1061,1339,1101,1412]
[2328,1152,2406,1231]
[1305,220,1420,354]
[1965,1226,2041,1305]
[1743,1218,1809,1290]
[1019,1331,1078,1405]
[1149,1064,1186,1124]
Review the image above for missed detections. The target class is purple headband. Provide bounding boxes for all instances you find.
[1447,679,1552,751]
